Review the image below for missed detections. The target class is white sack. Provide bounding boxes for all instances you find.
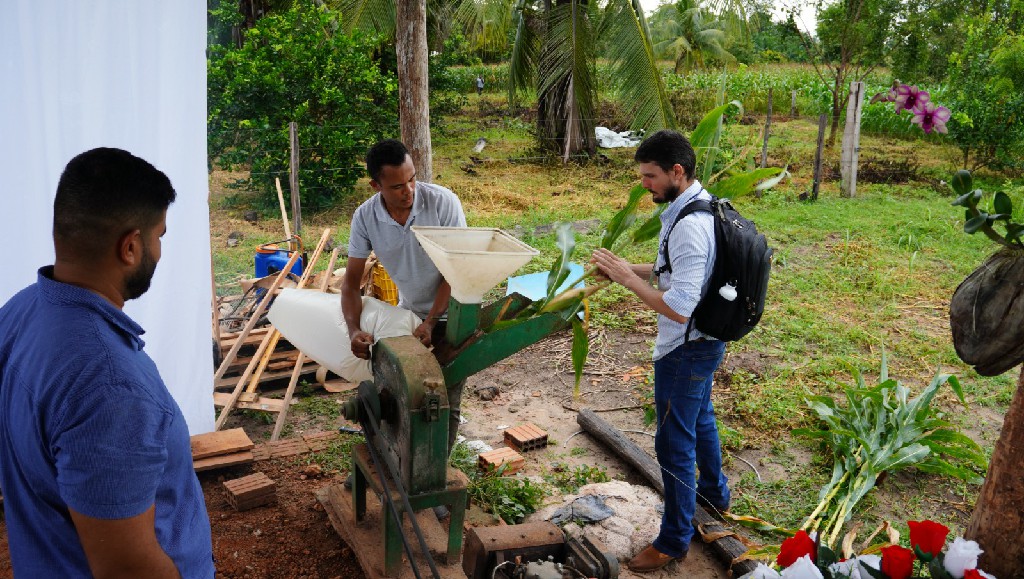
[268,289,422,382]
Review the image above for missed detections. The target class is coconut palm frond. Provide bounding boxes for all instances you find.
[508,0,541,105]
[336,0,396,36]
[601,0,676,131]
[539,1,597,157]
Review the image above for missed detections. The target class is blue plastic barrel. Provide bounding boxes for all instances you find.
[254,244,303,278]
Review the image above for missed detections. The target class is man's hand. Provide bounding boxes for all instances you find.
[590,248,639,290]
[350,330,374,360]
[413,319,436,348]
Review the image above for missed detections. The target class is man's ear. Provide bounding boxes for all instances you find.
[673,163,687,182]
[116,229,143,267]
[369,179,381,192]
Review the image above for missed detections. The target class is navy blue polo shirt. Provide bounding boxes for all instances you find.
[0,267,214,577]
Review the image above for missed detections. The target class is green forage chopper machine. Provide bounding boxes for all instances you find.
[339,226,595,578]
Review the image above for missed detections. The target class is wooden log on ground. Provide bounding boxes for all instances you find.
[576,409,757,576]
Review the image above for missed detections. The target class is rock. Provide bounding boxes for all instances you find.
[243,210,258,224]
[527,480,663,561]
[227,231,244,247]
[476,385,499,401]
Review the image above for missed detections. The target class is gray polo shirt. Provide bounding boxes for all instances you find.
[348,181,467,318]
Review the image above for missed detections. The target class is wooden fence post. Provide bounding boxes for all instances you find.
[812,113,827,201]
[288,121,302,236]
[840,81,865,198]
[791,90,797,118]
[760,88,773,170]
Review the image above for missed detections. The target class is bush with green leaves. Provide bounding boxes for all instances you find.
[944,18,1024,171]
[207,3,398,212]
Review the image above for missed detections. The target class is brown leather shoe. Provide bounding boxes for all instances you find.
[627,545,685,573]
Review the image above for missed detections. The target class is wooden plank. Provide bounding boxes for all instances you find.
[193,450,253,472]
[322,379,357,393]
[190,427,255,460]
[212,392,297,413]
[316,484,465,579]
[213,251,300,383]
[214,363,319,390]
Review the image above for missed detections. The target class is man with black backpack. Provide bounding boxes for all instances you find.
[591,129,732,573]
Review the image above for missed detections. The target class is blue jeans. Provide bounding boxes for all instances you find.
[651,339,729,558]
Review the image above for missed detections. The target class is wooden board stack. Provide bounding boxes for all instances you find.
[191,428,255,472]
[223,472,277,511]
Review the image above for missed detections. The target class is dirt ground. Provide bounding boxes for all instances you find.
[0,326,754,579]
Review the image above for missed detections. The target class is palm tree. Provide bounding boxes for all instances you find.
[339,0,675,159]
[509,0,675,158]
[649,0,736,74]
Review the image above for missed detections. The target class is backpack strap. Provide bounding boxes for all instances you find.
[652,197,713,277]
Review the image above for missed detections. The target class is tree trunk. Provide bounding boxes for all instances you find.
[965,367,1024,576]
[827,73,844,147]
[395,0,433,182]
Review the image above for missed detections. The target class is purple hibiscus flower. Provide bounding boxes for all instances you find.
[895,84,929,114]
[911,102,952,134]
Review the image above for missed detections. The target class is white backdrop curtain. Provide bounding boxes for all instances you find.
[0,1,215,433]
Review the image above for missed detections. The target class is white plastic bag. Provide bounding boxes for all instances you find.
[268,288,421,382]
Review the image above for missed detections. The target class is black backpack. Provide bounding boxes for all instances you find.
[656,195,772,342]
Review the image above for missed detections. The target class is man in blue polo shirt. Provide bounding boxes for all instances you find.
[0,148,215,578]
[590,130,730,573]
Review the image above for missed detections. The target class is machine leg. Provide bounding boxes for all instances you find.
[383,503,404,576]
[446,490,467,564]
[353,464,367,521]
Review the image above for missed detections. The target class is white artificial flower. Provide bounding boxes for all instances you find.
[943,537,984,578]
[827,555,881,579]
[781,555,824,579]
[738,563,782,579]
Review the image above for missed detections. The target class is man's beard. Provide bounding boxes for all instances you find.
[124,243,157,301]
[654,182,681,204]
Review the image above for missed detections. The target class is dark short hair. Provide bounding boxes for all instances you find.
[53,148,175,259]
[366,139,410,182]
[634,129,696,179]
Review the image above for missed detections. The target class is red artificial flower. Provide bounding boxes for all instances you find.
[881,545,916,579]
[909,520,949,557]
[964,570,983,579]
[777,530,816,567]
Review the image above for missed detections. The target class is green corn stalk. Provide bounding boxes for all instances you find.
[793,352,986,548]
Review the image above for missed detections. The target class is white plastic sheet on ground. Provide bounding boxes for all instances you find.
[268,289,421,382]
[595,126,643,148]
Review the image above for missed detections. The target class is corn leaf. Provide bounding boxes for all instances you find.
[707,167,787,199]
[546,222,576,301]
[630,204,667,244]
[691,100,742,174]
[601,184,647,249]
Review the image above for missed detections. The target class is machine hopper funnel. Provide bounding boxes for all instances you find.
[411,226,538,304]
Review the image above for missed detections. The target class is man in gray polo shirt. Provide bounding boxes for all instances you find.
[341,139,467,448]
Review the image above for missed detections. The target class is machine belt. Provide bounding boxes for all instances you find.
[359,395,442,579]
